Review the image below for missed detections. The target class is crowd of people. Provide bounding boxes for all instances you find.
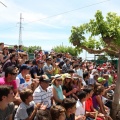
[0,42,117,120]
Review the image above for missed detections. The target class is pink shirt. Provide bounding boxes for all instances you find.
[0,77,17,89]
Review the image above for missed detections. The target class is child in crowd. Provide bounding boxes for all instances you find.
[84,87,104,120]
[35,109,52,120]
[15,88,46,120]
[0,85,15,120]
[62,98,76,120]
[50,105,66,120]
[75,91,86,120]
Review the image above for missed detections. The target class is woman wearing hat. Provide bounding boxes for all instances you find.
[0,45,10,65]
[62,74,77,98]
[52,74,64,105]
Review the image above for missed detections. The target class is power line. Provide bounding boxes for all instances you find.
[0,0,110,31]
[0,1,7,7]
[24,0,110,25]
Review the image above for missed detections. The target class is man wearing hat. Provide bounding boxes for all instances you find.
[33,75,53,109]
[30,60,44,79]
[16,64,31,91]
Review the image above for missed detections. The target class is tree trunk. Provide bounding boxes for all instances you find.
[112,52,120,120]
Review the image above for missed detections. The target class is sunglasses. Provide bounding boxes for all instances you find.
[57,79,62,82]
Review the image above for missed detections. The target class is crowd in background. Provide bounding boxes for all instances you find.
[0,42,117,120]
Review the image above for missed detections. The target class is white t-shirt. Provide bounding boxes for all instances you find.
[75,100,85,116]
[14,101,35,120]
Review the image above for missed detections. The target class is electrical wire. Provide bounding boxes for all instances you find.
[24,0,110,25]
[0,0,110,31]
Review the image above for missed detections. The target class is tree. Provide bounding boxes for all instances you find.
[22,46,41,53]
[53,45,81,57]
[69,10,120,119]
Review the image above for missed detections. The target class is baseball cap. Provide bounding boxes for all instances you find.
[20,64,30,71]
[98,77,106,83]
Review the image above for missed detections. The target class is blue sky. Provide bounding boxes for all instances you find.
[0,0,120,59]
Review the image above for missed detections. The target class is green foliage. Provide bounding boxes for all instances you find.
[22,46,41,53]
[53,45,81,57]
[69,10,120,52]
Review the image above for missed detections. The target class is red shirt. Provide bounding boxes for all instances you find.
[85,98,94,112]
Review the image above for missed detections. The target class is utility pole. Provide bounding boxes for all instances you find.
[18,13,23,46]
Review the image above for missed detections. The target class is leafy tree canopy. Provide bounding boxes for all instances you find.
[22,46,41,53]
[53,45,81,57]
[69,10,120,56]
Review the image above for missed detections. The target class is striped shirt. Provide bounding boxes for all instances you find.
[33,85,53,108]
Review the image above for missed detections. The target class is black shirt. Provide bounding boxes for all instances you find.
[30,66,44,78]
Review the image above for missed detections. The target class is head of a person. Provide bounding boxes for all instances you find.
[35,109,51,120]
[93,73,99,80]
[35,53,40,59]
[25,60,33,67]
[19,45,22,50]
[63,74,72,86]
[0,42,4,49]
[3,45,9,54]
[83,72,90,80]
[73,64,79,70]
[83,87,94,98]
[20,64,30,75]
[62,98,76,114]
[50,105,66,120]
[14,45,18,49]
[39,49,42,53]
[52,55,57,62]
[97,77,106,85]
[65,59,70,65]
[52,74,62,86]
[72,73,80,84]
[91,69,98,75]
[77,91,87,102]
[94,86,105,95]
[36,60,44,68]
[67,69,74,76]
[5,66,18,81]
[0,85,14,103]
[19,88,33,103]
[10,53,18,61]
[110,70,115,77]
[39,75,50,90]
[46,57,52,64]
[103,74,109,80]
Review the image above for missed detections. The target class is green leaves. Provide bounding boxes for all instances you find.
[69,10,120,56]
[22,46,41,53]
[53,45,81,57]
